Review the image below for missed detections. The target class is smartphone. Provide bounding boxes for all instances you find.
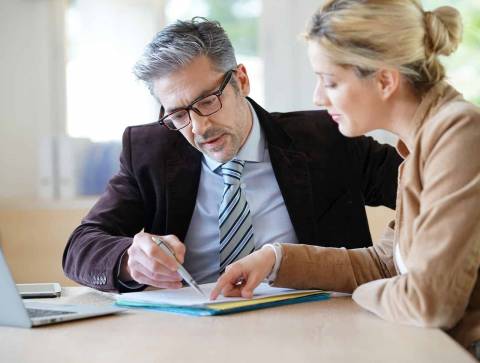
[16,283,62,298]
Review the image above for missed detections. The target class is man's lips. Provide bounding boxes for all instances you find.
[198,134,225,148]
[202,135,222,144]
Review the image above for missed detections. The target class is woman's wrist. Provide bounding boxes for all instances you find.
[261,243,283,283]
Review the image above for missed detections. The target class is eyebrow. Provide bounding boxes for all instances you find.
[317,72,335,77]
[165,84,219,114]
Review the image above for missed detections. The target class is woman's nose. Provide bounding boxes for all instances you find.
[313,82,330,108]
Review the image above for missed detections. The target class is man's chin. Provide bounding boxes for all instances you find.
[207,153,234,164]
[202,148,236,163]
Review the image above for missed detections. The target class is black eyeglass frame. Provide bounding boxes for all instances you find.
[157,69,236,131]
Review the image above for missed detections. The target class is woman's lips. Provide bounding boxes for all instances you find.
[329,113,341,122]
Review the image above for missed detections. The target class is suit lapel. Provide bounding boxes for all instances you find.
[249,98,346,244]
[247,99,314,243]
[165,139,202,241]
[268,145,316,243]
[162,98,345,244]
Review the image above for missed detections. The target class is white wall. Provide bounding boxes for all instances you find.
[0,0,335,202]
[261,0,319,112]
[0,0,66,201]
[260,0,398,145]
[0,0,162,203]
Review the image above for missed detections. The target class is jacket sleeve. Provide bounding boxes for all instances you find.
[62,127,146,292]
[353,113,480,329]
[350,136,402,209]
[272,223,397,293]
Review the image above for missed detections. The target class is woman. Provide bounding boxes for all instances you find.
[211,0,480,354]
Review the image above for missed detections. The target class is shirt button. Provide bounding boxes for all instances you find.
[240,183,246,189]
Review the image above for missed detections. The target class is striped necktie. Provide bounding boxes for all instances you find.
[219,160,255,272]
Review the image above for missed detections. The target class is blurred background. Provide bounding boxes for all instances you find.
[0,0,478,285]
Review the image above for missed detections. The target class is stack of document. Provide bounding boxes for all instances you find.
[115,282,329,316]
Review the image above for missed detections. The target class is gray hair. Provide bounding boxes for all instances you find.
[133,17,237,94]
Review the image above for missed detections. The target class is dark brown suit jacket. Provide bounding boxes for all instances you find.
[62,98,402,292]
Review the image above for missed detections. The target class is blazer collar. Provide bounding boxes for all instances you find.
[165,137,202,241]
[248,98,316,243]
[164,98,320,244]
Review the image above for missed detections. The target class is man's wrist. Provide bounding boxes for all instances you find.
[116,249,143,290]
[118,249,132,282]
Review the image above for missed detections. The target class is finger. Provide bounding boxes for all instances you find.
[140,237,178,271]
[158,235,186,264]
[130,243,181,278]
[210,274,236,300]
[210,266,244,300]
[140,250,181,278]
[129,260,182,284]
[240,274,262,299]
[222,283,243,298]
[129,269,183,289]
[210,280,228,300]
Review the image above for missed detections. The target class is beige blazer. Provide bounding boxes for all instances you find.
[272,82,480,349]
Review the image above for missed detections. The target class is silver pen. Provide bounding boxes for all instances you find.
[151,236,207,298]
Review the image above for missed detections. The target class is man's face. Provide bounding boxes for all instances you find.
[153,56,252,163]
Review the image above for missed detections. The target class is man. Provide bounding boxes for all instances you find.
[62,18,401,292]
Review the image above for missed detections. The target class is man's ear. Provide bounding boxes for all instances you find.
[235,64,250,97]
[375,68,399,100]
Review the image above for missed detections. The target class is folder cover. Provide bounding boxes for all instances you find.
[115,283,330,316]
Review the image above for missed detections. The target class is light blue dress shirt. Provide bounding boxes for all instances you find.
[183,102,298,283]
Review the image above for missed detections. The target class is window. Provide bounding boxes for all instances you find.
[165,0,264,104]
[61,0,478,197]
[64,0,262,197]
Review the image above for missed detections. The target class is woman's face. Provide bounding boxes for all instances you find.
[308,41,384,137]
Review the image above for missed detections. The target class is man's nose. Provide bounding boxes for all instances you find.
[190,111,211,135]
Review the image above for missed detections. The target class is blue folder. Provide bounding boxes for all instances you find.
[115,290,330,316]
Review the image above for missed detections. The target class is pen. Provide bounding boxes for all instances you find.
[151,236,207,298]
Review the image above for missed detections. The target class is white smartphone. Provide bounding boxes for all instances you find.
[16,283,62,298]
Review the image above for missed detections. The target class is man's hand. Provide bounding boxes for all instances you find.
[120,231,186,289]
[210,246,276,300]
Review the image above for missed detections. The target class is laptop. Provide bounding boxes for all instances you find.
[0,249,124,328]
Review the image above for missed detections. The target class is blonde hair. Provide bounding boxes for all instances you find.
[306,0,463,94]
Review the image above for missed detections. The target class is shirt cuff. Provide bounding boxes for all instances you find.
[116,249,144,291]
[262,243,283,283]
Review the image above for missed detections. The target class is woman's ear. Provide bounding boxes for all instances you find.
[375,68,400,100]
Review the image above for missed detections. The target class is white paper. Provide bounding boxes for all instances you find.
[117,282,315,307]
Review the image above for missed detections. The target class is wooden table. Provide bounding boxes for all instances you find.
[0,287,476,363]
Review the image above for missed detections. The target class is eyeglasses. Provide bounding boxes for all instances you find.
[158,69,236,131]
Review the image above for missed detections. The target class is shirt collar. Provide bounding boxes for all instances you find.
[204,100,265,171]
[395,81,457,160]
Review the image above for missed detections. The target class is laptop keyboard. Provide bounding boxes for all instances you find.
[27,308,76,318]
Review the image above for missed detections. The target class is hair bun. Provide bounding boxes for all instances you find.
[424,6,463,57]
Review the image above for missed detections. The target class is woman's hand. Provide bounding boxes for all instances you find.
[210,246,276,300]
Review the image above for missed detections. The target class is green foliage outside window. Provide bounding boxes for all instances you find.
[166,0,259,57]
[206,0,259,56]
[424,0,480,105]
[167,0,479,104]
